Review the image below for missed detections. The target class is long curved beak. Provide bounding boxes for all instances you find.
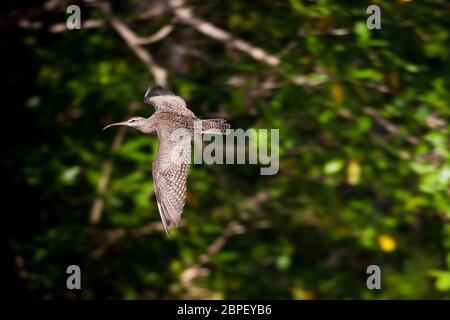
[103,121,128,130]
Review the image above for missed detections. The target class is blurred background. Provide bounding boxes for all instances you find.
[2,0,450,299]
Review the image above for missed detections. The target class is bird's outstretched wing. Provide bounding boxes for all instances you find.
[152,129,191,235]
[144,85,195,118]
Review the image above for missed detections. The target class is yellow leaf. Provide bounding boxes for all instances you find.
[331,84,344,104]
[186,191,198,206]
[388,69,400,91]
[347,160,361,185]
[316,17,331,30]
[377,234,396,252]
[292,288,315,300]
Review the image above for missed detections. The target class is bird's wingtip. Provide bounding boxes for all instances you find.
[144,85,177,103]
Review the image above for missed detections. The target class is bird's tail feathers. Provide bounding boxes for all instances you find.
[201,119,230,135]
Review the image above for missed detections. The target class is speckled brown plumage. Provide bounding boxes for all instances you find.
[104,86,230,235]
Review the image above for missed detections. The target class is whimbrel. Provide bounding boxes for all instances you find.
[104,86,229,235]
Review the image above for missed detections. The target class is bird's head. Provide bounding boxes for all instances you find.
[103,116,147,131]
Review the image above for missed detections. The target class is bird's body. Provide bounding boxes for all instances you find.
[104,86,229,235]
[144,111,196,135]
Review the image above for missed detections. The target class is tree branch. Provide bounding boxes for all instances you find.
[89,101,140,224]
[167,0,320,86]
[96,2,168,86]
[167,0,279,67]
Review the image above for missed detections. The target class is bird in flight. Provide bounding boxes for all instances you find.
[104,86,230,235]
